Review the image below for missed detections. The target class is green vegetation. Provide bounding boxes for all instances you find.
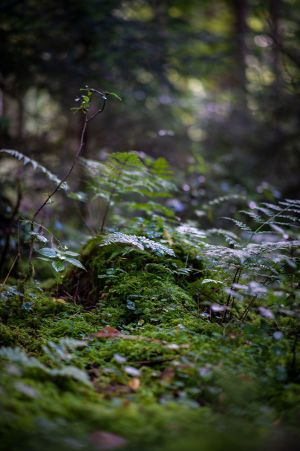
[1,1,300,450]
[0,149,299,450]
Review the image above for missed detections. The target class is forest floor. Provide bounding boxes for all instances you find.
[0,235,300,451]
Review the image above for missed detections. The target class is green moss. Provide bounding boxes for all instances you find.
[0,323,36,348]
[1,238,300,451]
[60,237,202,327]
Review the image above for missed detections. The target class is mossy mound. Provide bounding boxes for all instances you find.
[60,236,202,326]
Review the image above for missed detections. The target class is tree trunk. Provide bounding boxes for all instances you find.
[0,89,8,147]
[269,0,282,86]
[231,0,249,108]
[16,95,24,141]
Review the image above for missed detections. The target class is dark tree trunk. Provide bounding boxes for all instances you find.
[16,95,24,141]
[231,0,249,108]
[269,0,282,86]
[0,89,8,146]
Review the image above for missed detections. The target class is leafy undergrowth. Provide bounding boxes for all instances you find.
[1,239,300,451]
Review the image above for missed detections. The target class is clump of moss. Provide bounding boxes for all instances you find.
[60,237,202,326]
[100,271,195,326]
[0,290,103,350]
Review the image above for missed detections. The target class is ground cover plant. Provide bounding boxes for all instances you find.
[0,107,299,449]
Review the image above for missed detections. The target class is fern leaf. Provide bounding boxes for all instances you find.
[82,151,175,202]
[240,210,264,223]
[204,194,247,207]
[48,366,91,386]
[176,224,206,238]
[0,344,91,386]
[261,203,282,211]
[101,232,175,256]
[0,149,69,191]
[201,279,224,285]
[0,347,46,370]
[222,217,252,233]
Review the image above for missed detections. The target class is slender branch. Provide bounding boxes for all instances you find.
[221,266,242,324]
[240,295,256,322]
[26,89,107,279]
[32,118,88,224]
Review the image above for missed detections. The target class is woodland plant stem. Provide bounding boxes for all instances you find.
[26,116,88,279]
[240,295,257,322]
[31,118,88,226]
[0,254,18,289]
[27,91,107,280]
[221,266,242,323]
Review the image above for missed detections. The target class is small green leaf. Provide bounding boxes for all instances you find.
[202,279,224,285]
[65,257,86,270]
[68,191,87,202]
[52,261,66,272]
[30,232,48,243]
[105,91,122,101]
[37,248,57,258]
[63,251,80,257]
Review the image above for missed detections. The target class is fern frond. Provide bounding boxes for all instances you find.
[176,224,206,238]
[280,199,300,207]
[0,347,46,370]
[0,149,69,191]
[201,240,300,266]
[124,201,175,218]
[101,232,175,256]
[223,217,252,233]
[201,279,224,285]
[204,194,247,207]
[82,151,175,201]
[0,343,91,386]
[269,220,299,228]
[240,210,264,223]
[253,206,273,216]
[205,228,240,247]
[275,214,300,222]
[47,366,91,385]
[42,338,87,362]
[261,203,282,211]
